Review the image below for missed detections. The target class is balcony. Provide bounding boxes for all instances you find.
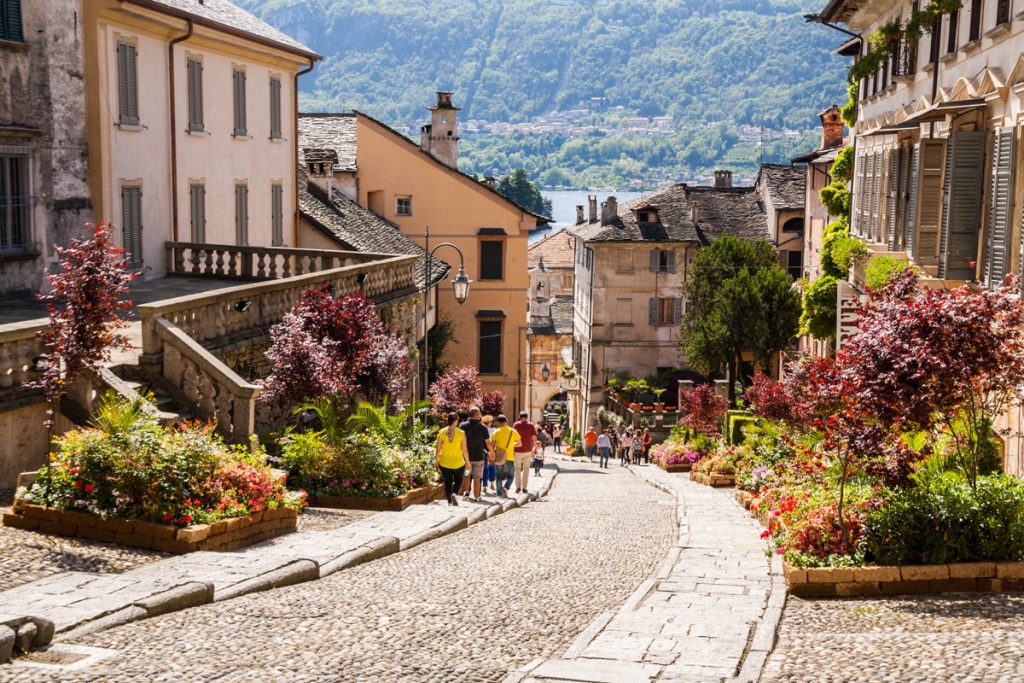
[891,41,916,81]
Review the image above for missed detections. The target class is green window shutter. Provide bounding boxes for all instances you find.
[271,183,284,246]
[910,139,947,265]
[648,298,657,325]
[190,184,205,242]
[938,131,985,280]
[117,41,139,126]
[232,69,246,136]
[984,127,1015,287]
[121,185,143,266]
[1,0,23,42]
[269,77,282,139]
[672,297,682,324]
[187,58,204,132]
[649,248,660,272]
[235,184,249,246]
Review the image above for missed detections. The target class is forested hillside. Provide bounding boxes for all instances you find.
[239,0,847,186]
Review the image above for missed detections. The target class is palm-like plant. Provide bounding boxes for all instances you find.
[346,398,432,446]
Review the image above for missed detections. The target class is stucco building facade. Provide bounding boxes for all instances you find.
[526,230,576,423]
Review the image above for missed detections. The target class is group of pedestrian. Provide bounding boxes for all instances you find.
[583,425,651,469]
[434,408,549,506]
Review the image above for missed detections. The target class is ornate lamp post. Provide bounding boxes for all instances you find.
[422,226,471,400]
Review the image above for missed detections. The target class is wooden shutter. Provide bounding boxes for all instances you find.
[269,77,282,139]
[666,249,676,273]
[938,132,985,280]
[121,185,142,266]
[271,183,284,246]
[648,298,657,325]
[909,139,946,265]
[870,151,883,241]
[906,145,921,255]
[887,148,902,249]
[232,69,247,136]
[187,58,204,132]
[984,127,1015,287]
[235,184,248,246]
[672,298,682,324]
[1,0,23,42]
[117,41,139,126]
[897,145,914,251]
[190,184,205,242]
[649,248,660,272]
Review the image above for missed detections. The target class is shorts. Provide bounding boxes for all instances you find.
[469,460,485,480]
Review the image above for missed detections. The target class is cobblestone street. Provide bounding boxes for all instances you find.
[763,593,1024,682]
[0,460,675,682]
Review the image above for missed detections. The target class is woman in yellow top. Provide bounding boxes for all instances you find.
[436,412,471,506]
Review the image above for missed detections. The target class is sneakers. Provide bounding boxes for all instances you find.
[450,494,459,506]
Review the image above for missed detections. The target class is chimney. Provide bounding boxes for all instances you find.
[482,176,497,189]
[820,105,844,149]
[421,91,460,169]
[690,202,700,225]
[588,195,598,222]
[714,170,732,188]
[576,204,585,224]
[601,196,618,225]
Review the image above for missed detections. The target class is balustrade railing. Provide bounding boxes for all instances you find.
[166,242,397,280]
[0,320,48,392]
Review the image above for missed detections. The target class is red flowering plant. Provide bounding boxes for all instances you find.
[677,384,728,437]
[428,366,483,417]
[743,373,796,424]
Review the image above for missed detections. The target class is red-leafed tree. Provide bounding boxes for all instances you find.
[677,383,728,437]
[428,366,483,417]
[480,390,507,416]
[31,223,137,418]
[743,373,795,423]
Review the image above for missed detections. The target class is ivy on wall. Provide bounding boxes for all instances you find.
[848,0,963,82]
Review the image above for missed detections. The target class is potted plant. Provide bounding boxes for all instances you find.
[652,387,667,412]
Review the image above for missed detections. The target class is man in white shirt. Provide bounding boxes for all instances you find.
[596,430,612,469]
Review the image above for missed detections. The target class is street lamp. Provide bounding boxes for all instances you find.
[422,226,471,400]
[541,363,551,382]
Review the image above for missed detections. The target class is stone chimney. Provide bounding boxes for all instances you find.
[576,204,585,224]
[714,170,732,188]
[588,195,598,222]
[601,196,618,225]
[690,202,700,225]
[820,105,844,149]
[482,176,497,189]
[420,91,460,169]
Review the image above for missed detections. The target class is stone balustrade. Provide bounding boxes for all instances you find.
[166,242,398,280]
[0,320,48,392]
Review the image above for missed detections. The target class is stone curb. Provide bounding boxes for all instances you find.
[319,535,400,578]
[216,560,319,602]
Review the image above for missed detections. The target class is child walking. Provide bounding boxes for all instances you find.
[532,448,545,478]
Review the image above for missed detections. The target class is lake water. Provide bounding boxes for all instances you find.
[531,189,645,243]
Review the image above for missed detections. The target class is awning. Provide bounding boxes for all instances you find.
[860,120,922,137]
[908,98,987,123]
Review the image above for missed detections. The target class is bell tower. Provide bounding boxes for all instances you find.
[419,91,460,169]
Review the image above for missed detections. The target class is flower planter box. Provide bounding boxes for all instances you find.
[308,483,445,511]
[735,490,755,509]
[689,471,736,487]
[656,461,692,473]
[3,503,297,554]
[784,559,1024,598]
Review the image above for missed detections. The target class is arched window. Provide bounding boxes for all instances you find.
[782,217,804,233]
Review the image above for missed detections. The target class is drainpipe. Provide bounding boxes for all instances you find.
[294,59,315,246]
[168,19,194,242]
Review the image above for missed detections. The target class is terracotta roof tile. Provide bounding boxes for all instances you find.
[528,230,576,270]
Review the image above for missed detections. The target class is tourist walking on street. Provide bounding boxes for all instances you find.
[552,424,563,453]
[597,429,612,468]
[584,426,598,462]
[620,429,633,466]
[533,447,545,477]
[435,413,470,506]
[459,407,493,503]
[512,411,538,493]
[482,414,497,494]
[491,414,520,497]
[641,428,652,464]
[538,426,551,455]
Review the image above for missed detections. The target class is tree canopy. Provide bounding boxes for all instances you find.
[496,169,553,217]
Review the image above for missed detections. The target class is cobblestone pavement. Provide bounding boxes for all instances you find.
[763,593,1024,682]
[0,460,674,682]
[0,506,166,591]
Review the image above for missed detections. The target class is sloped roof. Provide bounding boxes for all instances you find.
[528,230,575,270]
[757,164,806,211]
[528,296,574,336]
[304,148,338,164]
[130,0,318,58]
[298,170,449,288]
[298,115,358,172]
[570,183,770,246]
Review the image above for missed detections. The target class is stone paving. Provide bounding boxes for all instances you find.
[510,463,781,683]
[0,459,675,682]
[763,593,1024,682]
[0,464,558,645]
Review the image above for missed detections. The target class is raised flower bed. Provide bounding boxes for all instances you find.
[650,435,705,474]
[690,471,737,487]
[309,483,444,511]
[784,560,1024,598]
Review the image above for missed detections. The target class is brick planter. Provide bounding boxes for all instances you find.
[784,560,1024,598]
[735,490,755,509]
[3,503,297,554]
[308,483,444,511]
[689,471,737,487]
[655,461,692,473]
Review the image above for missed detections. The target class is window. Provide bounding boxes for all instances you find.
[235,183,249,246]
[561,273,572,289]
[269,76,282,140]
[617,298,632,325]
[480,240,504,280]
[479,319,502,374]
[947,10,959,53]
[187,57,204,132]
[996,0,1010,25]
[271,183,284,246]
[650,297,681,325]
[969,0,983,41]
[0,154,30,254]
[786,250,803,280]
[116,41,139,126]
[189,184,206,242]
[232,68,247,137]
[928,21,941,63]
[0,0,23,42]
[650,248,676,273]
[616,249,634,272]
[782,217,804,233]
[395,195,412,216]
[121,185,143,267]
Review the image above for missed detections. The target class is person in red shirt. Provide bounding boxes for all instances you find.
[512,411,538,493]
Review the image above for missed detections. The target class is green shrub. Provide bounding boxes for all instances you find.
[830,146,854,183]
[828,236,868,272]
[863,473,1024,565]
[864,255,914,290]
[799,275,838,340]
[841,83,858,127]
[819,181,851,217]
[725,410,756,445]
